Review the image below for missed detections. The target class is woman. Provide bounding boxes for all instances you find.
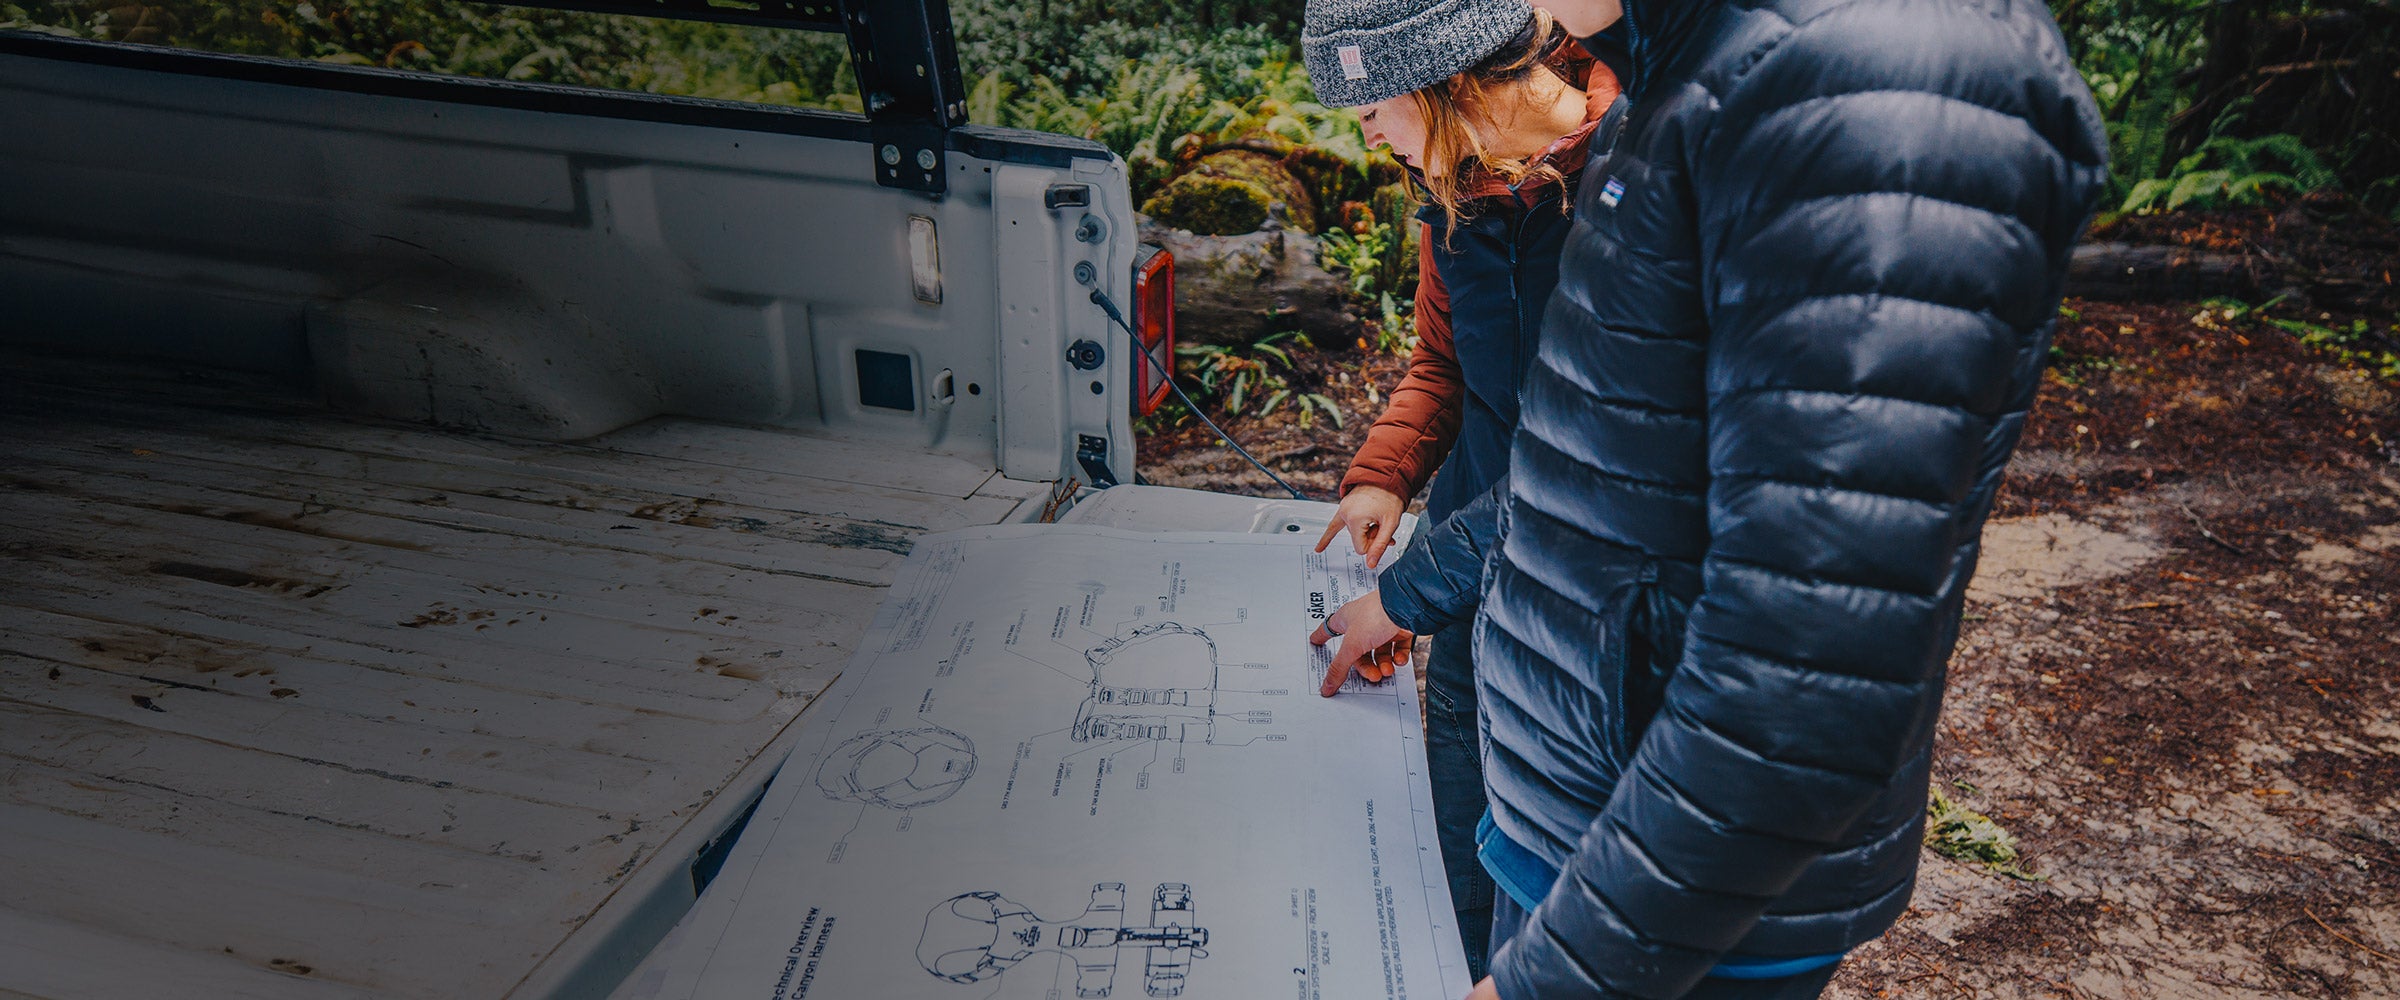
[1300,0,1622,975]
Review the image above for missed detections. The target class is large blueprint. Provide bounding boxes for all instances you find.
[623,524,1472,1000]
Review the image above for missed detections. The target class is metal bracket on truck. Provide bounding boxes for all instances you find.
[494,0,971,195]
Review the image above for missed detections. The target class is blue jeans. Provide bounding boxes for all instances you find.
[1425,625,1497,979]
[1488,893,1841,999]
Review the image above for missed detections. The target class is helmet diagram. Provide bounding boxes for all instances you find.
[917,882,1210,998]
[814,726,979,810]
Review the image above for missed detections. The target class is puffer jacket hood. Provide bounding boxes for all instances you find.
[1460,0,2111,997]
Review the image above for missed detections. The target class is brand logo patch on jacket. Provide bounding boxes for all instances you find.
[1337,45,1367,80]
[1599,176,1625,208]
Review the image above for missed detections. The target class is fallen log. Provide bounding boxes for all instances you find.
[1152,232,2340,343]
[2066,242,2266,302]
[2066,241,2399,312]
[1140,215,1362,346]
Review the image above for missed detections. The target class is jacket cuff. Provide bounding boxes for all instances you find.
[1376,551,1447,635]
[1376,522,1465,634]
[1491,918,1640,1000]
[1339,465,1410,500]
[1379,477,1509,632]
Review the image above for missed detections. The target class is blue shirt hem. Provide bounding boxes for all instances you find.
[1474,810,1849,981]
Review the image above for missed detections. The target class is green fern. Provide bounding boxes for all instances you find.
[2119,131,2338,213]
[978,59,1210,172]
[1319,222,1396,297]
[967,72,1014,129]
[2223,132,2338,192]
[1175,332,1331,420]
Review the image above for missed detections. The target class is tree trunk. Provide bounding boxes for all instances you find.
[2169,0,2259,160]
[1140,215,1363,346]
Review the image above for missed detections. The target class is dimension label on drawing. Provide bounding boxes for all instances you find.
[622,524,1469,1000]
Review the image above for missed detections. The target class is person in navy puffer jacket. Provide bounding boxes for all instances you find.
[1309,0,2111,997]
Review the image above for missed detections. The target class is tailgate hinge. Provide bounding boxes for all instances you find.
[1076,434,1119,489]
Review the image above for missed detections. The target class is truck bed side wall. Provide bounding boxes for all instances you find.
[0,37,1137,484]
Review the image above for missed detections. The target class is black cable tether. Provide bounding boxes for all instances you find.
[1088,287,1314,502]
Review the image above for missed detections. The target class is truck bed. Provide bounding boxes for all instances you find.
[0,355,1045,999]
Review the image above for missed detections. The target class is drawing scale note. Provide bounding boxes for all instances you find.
[621,524,1471,1000]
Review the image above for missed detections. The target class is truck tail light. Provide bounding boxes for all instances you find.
[1131,243,1174,416]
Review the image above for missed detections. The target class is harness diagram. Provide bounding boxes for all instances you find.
[1072,623,1222,744]
[1067,622,1278,747]
[917,882,1210,998]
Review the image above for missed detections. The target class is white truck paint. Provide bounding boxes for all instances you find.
[0,28,1336,1000]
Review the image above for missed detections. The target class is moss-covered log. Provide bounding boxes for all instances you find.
[1140,215,1360,346]
[1142,148,1316,235]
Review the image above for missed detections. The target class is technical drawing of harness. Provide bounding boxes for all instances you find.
[1071,622,1220,744]
[917,882,1210,998]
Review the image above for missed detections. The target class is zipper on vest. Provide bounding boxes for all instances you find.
[1625,1,1647,97]
[1505,212,1525,370]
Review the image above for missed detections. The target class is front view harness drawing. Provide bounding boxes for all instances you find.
[917,882,1210,998]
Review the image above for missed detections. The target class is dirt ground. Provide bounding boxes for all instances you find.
[1139,209,2400,997]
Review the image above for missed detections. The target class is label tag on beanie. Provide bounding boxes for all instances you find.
[1338,45,1367,81]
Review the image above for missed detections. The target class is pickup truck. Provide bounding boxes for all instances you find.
[0,4,1332,996]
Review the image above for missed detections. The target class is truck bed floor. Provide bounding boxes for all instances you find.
[0,356,1034,998]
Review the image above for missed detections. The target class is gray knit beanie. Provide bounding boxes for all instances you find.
[1301,0,1536,109]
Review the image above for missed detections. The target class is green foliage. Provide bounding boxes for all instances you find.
[2062,0,2213,203]
[949,0,1296,105]
[1158,60,1408,230]
[2121,130,2338,214]
[1370,290,1417,356]
[1180,62,1342,148]
[2262,314,2400,381]
[984,45,1411,242]
[971,50,1390,219]
[2369,177,2400,222]
[1132,397,1190,437]
[986,59,1211,166]
[0,1,74,36]
[944,0,1313,219]
[2055,0,2397,215]
[1178,63,1391,180]
[1925,785,2043,881]
[1367,183,1420,280]
[1291,391,1346,428]
[2198,295,2400,381]
[1141,174,1272,236]
[1,0,862,109]
[1319,221,1396,297]
[2045,345,2127,390]
[1321,225,1421,356]
[1176,331,1338,424]
[1161,149,1316,230]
